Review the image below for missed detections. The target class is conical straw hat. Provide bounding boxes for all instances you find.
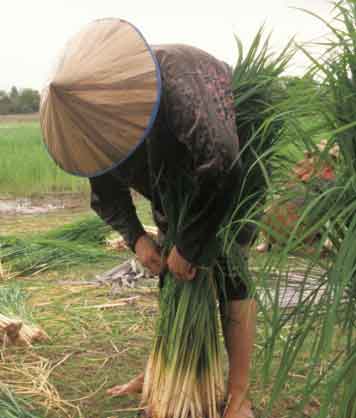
[40,18,161,177]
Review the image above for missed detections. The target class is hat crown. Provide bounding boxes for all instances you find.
[40,18,161,177]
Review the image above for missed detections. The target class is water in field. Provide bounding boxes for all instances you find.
[0,197,64,214]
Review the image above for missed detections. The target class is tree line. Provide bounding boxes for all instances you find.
[0,86,40,114]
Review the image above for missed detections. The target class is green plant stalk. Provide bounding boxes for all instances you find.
[0,284,33,322]
[0,385,44,418]
[239,3,356,417]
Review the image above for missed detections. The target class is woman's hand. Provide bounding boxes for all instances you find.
[167,246,197,280]
[135,234,165,275]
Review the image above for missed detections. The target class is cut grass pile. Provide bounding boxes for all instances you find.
[1,197,153,278]
[44,216,111,245]
[0,235,118,277]
[0,284,33,321]
[0,216,119,277]
[0,122,88,196]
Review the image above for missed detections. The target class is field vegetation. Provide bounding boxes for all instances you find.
[0,86,40,115]
[0,121,87,196]
[1,2,356,418]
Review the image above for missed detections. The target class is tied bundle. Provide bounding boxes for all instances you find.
[0,314,48,347]
[142,270,224,418]
[0,286,48,347]
[142,182,225,418]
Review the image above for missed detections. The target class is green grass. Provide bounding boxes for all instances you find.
[133,194,153,226]
[0,122,88,196]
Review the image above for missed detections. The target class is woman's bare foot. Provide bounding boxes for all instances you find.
[223,399,254,418]
[107,373,144,397]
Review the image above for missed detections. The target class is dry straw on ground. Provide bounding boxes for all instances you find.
[0,354,81,417]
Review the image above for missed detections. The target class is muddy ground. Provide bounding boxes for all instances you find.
[0,113,39,123]
[0,194,90,235]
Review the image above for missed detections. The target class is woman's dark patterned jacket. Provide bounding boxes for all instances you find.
[89,44,242,265]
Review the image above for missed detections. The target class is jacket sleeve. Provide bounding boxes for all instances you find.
[89,174,145,252]
[175,164,240,265]
[162,63,240,265]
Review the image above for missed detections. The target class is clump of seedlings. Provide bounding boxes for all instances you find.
[0,285,48,346]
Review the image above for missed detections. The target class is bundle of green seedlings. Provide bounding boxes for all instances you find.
[0,285,48,346]
[142,29,293,418]
[0,385,44,418]
[0,216,117,276]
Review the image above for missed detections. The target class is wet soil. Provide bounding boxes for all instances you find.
[0,194,90,236]
[0,194,85,215]
[0,113,39,123]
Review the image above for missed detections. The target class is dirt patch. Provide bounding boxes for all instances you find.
[0,194,86,215]
[0,198,63,214]
[0,113,39,123]
[0,194,91,236]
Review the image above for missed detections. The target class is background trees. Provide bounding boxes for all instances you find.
[0,87,40,114]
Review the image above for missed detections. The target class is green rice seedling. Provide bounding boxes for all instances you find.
[0,284,33,320]
[226,27,294,251]
[290,2,356,414]
[0,385,44,418]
